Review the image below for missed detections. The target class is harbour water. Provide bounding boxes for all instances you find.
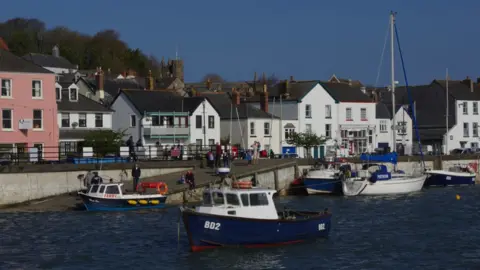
[1,186,480,270]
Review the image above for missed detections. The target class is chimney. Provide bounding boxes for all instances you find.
[260,80,269,112]
[52,45,60,57]
[232,88,240,106]
[290,75,294,82]
[463,76,473,92]
[348,78,352,86]
[146,70,154,90]
[283,79,290,96]
[95,67,105,99]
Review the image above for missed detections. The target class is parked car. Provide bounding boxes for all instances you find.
[450,148,475,155]
[0,153,12,166]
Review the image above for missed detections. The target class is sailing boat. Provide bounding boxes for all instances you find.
[424,69,476,187]
[341,12,427,196]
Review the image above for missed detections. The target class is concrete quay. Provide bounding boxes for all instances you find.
[0,159,300,211]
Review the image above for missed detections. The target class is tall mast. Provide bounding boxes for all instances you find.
[390,11,396,152]
[446,68,449,154]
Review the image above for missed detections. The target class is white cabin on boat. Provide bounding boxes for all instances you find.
[197,187,279,220]
[84,183,165,199]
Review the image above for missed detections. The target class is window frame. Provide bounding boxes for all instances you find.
[95,113,103,128]
[61,113,70,128]
[1,79,12,98]
[33,109,43,130]
[264,122,270,136]
[1,109,13,130]
[32,80,43,99]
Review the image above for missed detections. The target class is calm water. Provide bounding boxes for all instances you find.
[1,187,480,270]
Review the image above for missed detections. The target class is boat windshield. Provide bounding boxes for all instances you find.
[212,192,225,205]
[89,185,99,193]
[202,192,212,205]
[225,193,241,206]
[105,185,120,194]
[249,193,269,206]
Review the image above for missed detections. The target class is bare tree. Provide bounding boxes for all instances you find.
[202,73,224,83]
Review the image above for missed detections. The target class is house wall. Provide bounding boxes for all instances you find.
[394,108,413,153]
[0,72,59,158]
[446,100,480,151]
[76,79,100,102]
[251,100,298,121]
[246,118,280,154]
[189,100,220,146]
[110,93,141,142]
[376,118,391,148]
[221,118,248,148]
[337,102,376,155]
[57,112,112,131]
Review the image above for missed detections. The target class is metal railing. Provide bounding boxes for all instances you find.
[0,144,242,165]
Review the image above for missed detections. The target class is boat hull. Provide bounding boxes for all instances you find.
[342,175,426,196]
[425,170,476,187]
[181,208,331,252]
[304,177,342,194]
[78,193,167,211]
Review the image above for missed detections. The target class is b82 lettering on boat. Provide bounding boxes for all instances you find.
[204,221,221,230]
[318,223,325,231]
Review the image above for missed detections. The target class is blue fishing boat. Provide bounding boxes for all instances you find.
[425,165,476,187]
[181,180,332,252]
[78,182,168,211]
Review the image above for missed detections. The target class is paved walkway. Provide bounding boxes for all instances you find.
[125,158,297,194]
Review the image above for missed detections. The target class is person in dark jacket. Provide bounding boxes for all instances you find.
[131,163,141,192]
[90,172,103,185]
[185,171,195,192]
[215,142,222,168]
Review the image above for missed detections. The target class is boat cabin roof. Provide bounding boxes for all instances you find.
[88,183,124,195]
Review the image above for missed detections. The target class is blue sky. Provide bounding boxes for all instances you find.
[1,0,478,85]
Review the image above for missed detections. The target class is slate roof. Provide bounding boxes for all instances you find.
[0,49,53,74]
[156,77,177,89]
[431,80,480,100]
[380,84,455,129]
[57,89,113,112]
[58,73,77,84]
[22,53,76,69]
[204,93,278,119]
[319,82,373,102]
[244,80,318,102]
[117,90,214,115]
[83,78,143,96]
[376,103,391,119]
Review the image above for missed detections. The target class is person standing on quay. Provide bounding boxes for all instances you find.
[215,142,222,168]
[131,163,141,192]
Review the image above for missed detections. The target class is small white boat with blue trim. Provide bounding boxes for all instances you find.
[180,180,332,252]
[78,182,168,211]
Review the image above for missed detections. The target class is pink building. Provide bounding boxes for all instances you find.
[0,49,59,161]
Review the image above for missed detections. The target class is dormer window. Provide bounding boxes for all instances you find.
[69,88,78,101]
[56,87,61,101]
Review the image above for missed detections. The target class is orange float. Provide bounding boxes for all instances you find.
[232,181,253,189]
[136,182,169,195]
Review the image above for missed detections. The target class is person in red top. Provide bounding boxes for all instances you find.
[215,142,222,168]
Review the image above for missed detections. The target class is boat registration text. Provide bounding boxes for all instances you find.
[204,221,221,230]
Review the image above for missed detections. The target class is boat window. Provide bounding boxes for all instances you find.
[226,193,240,206]
[105,185,120,194]
[249,193,269,206]
[99,185,105,194]
[202,192,212,205]
[212,192,225,205]
[240,194,249,206]
[90,185,99,193]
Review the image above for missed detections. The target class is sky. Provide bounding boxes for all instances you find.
[0,0,478,85]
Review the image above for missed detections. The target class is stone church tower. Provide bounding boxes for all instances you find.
[159,57,184,81]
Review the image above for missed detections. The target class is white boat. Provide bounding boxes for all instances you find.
[342,173,426,196]
[341,153,426,196]
[341,12,428,196]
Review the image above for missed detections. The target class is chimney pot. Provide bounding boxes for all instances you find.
[290,76,294,82]
[96,67,105,99]
[232,89,240,105]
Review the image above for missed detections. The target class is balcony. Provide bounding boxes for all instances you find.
[143,125,189,137]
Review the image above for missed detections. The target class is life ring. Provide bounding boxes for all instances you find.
[467,165,476,174]
[232,181,252,189]
[157,182,168,195]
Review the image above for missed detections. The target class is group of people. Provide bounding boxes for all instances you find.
[206,142,231,168]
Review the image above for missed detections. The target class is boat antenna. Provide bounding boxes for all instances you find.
[445,68,449,155]
[393,13,426,169]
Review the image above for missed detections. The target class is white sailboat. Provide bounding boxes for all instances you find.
[341,12,427,196]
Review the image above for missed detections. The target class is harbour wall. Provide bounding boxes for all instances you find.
[0,165,192,206]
